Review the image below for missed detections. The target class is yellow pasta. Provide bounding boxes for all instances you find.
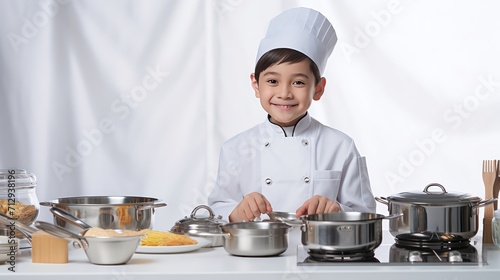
[140,230,198,246]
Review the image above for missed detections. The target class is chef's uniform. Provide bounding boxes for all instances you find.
[208,113,376,220]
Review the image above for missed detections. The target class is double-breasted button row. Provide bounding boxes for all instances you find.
[263,139,309,148]
[264,177,310,185]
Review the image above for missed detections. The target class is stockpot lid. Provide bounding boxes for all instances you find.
[170,205,227,234]
[0,169,37,188]
[387,183,481,205]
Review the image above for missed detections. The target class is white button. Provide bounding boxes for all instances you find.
[301,139,309,146]
[265,178,272,185]
[303,177,310,183]
[264,142,270,147]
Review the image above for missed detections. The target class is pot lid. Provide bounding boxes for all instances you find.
[0,169,37,188]
[170,205,226,234]
[387,183,481,204]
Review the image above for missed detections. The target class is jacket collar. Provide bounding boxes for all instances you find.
[266,113,312,137]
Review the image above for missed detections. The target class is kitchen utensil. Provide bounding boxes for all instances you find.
[40,196,166,232]
[482,160,498,244]
[376,183,496,241]
[482,160,497,216]
[266,211,302,225]
[195,221,290,257]
[35,221,142,265]
[298,212,400,252]
[170,205,226,247]
[0,212,37,243]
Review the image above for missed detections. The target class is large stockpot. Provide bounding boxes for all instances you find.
[40,196,166,232]
[197,221,290,257]
[299,212,400,252]
[376,183,497,241]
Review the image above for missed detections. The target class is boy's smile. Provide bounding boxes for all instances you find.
[251,59,326,128]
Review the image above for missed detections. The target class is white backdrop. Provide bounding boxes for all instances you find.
[1,0,499,230]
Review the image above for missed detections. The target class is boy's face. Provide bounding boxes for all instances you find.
[251,60,326,127]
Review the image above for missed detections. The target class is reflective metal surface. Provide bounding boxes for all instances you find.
[297,236,486,266]
[40,196,166,232]
[300,212,389,252]
[221,222,290,257]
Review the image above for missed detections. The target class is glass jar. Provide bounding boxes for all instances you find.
[0,169,39,239]
[493,210,500,248]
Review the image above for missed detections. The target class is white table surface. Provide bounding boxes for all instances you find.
[2,231,500,280]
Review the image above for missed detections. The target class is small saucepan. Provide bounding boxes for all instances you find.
[34,221,143,265]
[299,212,401,252]
[276,211,401,252]
[196,221,290,257]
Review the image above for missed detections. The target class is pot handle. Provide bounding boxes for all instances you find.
[39,201,55,207]
[136,202,167,211]
[271,216,304,226]
[34,221,89,250]
[423,183,447,194]
[189,231,230,238]
[190,205,217,220]
[375,197,389,205]
[382,213,403,219]
[49,207,93,230]
[0,212,37,242]
[474,198,497,209]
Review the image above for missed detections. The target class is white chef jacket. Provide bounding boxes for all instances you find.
[208,113,376,220]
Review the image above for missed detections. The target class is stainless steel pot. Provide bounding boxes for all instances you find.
[299,212,400,252]
[170,205,226,247]
[35,221,142,265]
[376,183,497,241]
[197,221,290,256]
[40,196,166,232]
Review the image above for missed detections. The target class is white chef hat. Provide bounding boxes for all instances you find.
[256,7,337,75]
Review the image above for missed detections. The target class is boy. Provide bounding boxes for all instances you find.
[208,7,376,222]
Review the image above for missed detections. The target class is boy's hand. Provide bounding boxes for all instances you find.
[295,195,340,217]
[229,192,272,222]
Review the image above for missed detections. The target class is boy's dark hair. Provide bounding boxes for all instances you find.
[254,48,321,85]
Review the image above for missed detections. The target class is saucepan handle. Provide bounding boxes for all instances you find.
[34,221,89,249]
[473,198,497,209]
[189,232,230,238]
[382,213,403,219]
[49,207,92,230]
[136,202,167,211]
[375,197,389,206]
[39,201,55,207]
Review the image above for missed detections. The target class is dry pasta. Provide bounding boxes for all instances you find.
[140,230,198,246]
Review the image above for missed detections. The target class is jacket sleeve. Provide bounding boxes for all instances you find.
[207,145,240,221]
[336,141,377,213]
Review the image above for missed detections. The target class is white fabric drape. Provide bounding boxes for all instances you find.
[1,0,499,229]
